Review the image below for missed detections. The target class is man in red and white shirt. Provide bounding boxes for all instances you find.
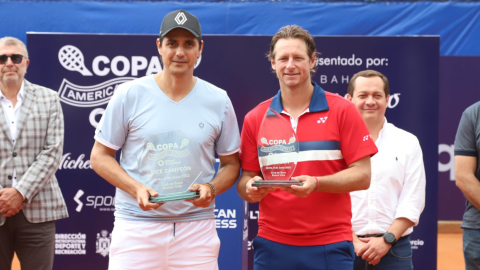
[237,25,378,270]
[347,70,426,270]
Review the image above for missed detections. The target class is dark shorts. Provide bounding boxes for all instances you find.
[253,236,354,270]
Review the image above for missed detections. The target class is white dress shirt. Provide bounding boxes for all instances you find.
[351,118,426,236]
[0,82,25,188]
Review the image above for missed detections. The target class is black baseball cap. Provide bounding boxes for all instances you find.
[159,10,202,40]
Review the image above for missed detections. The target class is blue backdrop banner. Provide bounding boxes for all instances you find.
[26,33,438,270]
[2,1,478,55]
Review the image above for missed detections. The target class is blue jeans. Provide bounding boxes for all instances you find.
[253,236,354,270]
[463,228,480,270]
[353,235,413,270]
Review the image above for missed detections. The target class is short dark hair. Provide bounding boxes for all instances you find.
[267,25,318,73]
[348,70,390,96]
[159,35,202,50]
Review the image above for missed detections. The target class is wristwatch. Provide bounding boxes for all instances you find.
[383,232,397,246]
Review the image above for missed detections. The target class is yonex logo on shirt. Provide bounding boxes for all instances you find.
[175,12,187,25]
[363,135,371,141]
[317,117,328,124]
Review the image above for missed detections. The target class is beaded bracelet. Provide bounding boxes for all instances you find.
[203,182,216,199]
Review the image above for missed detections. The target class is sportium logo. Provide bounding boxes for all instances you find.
[74,189,115,212]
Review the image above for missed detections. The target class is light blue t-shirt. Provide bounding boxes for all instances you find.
[95,75,240,222]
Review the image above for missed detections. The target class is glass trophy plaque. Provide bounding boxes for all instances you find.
[137,131,201,203]
[253,107,301,187]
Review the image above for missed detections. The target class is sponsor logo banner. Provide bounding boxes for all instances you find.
[58,77,135,107]
[55,233,87,255]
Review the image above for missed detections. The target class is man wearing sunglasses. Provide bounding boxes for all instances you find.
[0,37,68,270]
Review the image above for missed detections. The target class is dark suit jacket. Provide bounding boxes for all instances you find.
[0,79,68,225]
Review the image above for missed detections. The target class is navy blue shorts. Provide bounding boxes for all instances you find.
[253,236,355,270]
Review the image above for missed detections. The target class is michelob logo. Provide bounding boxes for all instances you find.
[58,77,135,107]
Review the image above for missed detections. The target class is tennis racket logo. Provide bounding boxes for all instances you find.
[58,45,93,76]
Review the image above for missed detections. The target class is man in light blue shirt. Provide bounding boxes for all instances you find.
[90,9,240,270]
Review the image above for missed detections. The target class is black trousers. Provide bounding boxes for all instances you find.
[0,210,56,270]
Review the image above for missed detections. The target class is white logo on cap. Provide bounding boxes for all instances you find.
[175,12,187,25]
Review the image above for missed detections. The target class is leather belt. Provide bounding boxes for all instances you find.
[357,233,411,240]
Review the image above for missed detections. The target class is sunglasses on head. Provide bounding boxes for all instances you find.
[0,54,24,65]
